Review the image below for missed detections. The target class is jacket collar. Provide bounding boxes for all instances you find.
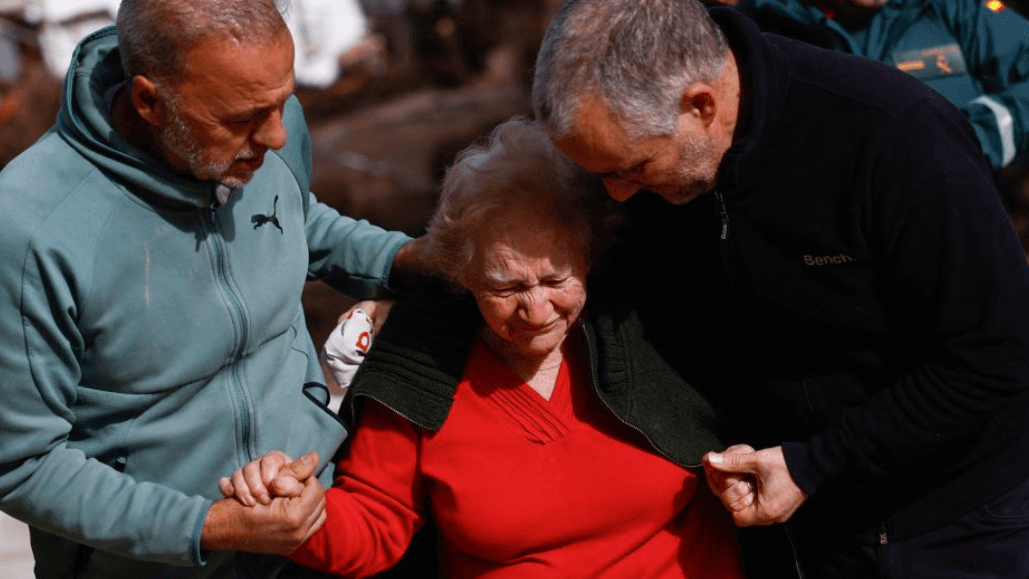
[710,7,790,195]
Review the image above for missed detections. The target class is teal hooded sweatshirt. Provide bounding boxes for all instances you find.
[0,26,410,578]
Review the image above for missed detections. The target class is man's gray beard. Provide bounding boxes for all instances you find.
[664,132,719,205]
[157,103,247,189]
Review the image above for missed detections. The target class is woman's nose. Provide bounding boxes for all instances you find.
[518,291,553,325]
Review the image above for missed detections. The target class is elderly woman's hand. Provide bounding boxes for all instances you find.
[322,301,387,402]
[218,451,317,506]
[339,299,395,335]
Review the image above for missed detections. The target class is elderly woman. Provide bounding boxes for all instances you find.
[223,117,744,578]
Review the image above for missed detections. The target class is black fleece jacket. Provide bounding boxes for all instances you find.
[603,8,1029,540]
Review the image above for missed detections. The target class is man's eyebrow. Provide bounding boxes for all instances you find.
[228,96,291,120]
[230,81,296,119]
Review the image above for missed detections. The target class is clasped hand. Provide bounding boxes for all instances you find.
[201,451,325,556]
[219,450,313,506]
[702,445,808,527]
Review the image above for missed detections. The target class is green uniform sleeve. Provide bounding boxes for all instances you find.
[947,0,1029,169]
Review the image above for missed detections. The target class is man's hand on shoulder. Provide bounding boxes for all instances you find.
[390,235,436,289]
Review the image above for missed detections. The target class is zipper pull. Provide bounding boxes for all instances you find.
[713,189,730,240]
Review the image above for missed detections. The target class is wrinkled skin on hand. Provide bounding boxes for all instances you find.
[204,452,325,555]
[219,450,309,506]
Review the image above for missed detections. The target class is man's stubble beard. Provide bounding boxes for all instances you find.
[664,132,720,205]
[156,99,255,189]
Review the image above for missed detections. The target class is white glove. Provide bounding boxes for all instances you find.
[321,308,374,410]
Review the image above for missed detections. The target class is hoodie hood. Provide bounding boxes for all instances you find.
[55,26,218,209]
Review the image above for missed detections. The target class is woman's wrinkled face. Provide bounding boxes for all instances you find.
[468,218,588,362]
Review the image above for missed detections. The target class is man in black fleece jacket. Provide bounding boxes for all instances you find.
[532,0,1029,576]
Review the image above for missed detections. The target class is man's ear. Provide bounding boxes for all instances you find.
[680,84,718,128]
[129,75,163,127]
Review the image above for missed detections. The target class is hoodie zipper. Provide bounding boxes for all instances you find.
[204,208,256,464]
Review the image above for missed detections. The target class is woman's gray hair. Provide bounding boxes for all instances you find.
[116,0,289,84]
[427,116,607,290]
[532,0,728,142]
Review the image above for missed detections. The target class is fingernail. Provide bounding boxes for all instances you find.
[706,453,724,466]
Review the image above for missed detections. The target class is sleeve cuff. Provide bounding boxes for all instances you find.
[191,500,214,566]
[782,440,828,496]
[383,237,413,291]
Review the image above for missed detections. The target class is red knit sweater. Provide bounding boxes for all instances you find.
[290,340,745,578]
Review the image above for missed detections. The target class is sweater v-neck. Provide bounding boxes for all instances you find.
[464,339,577,444]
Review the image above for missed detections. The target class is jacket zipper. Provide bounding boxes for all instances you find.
[579,321,700,469]
[783,522,807,579]
[350,392,422,428]
[713,188,741,290]
[204,209,256,464]
[712,189,805,579]
[714,189,730,241]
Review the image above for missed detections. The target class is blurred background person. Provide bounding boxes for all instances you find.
[716,0,1029,251]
